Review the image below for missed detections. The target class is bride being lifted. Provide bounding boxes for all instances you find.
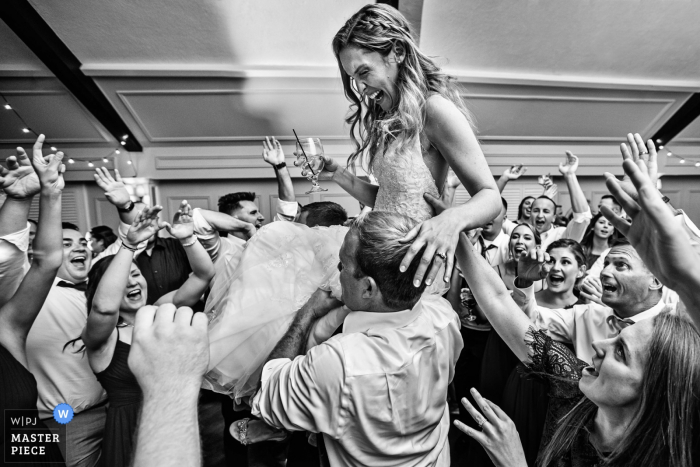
[204,4,500,399]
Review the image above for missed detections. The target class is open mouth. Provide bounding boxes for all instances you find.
[549,274,565,286]
[70,255,87,267]
[367,90,384,103]
[126,289,142,301]
[602,282,618,294]
[513,245,527,255]
[584,366,599,377]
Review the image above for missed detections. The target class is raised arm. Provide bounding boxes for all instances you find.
[263,137,295,203]
[400,95,501,288]
[158,201,214,307]
[455,233,532,361]
[94,167,145,225]
[83,206,165,350]
[603,143,700,328]
[558,152,591,242]
[0,135,64,366]
[496,165,527,193]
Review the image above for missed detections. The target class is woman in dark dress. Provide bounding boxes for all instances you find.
[453,231,700,467]
[74,202,214,467]
[502,239,587,465]
[580,212,615,270]
[0,137,66,465]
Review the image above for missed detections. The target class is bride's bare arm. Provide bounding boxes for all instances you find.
[328,163,379,208]
[400,95,500,287]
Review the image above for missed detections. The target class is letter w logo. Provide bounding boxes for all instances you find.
[58,410,69,418]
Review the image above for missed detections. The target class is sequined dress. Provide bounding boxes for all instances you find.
[203,137,442,399]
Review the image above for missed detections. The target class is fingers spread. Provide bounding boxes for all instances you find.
[32,134,45,162]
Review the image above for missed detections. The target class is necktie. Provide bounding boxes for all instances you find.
[606,314,635,333]
[56,280,88,292]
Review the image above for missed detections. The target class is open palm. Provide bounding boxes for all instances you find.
[126,206,166,246]
[166,201,194,240]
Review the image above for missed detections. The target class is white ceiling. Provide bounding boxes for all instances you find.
[1,0,699,180]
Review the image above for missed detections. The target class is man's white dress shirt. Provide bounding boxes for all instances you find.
[476,230,510,267]
[251,295,463,467]
[0,224,30,307]
[26,277,107,419]
[512,282,672,363]
[539,209,592,249]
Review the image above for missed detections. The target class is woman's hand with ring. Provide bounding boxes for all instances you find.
[453,388,528,467]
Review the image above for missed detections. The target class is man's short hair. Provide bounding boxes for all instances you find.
[301,202,348,227]
[62,222,80,232]
[501,197,508,211]
[600,194,621,208]
[535,195,557,210]
[218,192,256,215]
[349,211,427,309]
[90,225,118,248]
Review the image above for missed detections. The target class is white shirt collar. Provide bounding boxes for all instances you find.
[343,299,424,334]
[615,298,667,323]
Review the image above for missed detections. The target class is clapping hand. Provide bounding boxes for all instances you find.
[502,165,527,181]
[94,167,131,209]
[126,206,167,246]
[0,135,54,199]
[453,388,528,467]
[516,248,552,283]
[558,151,579,176]
[262,136,285,166]
[165,200,194,240]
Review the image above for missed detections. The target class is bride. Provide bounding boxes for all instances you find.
[203,3,500,400]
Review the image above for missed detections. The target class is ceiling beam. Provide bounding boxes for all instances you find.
[0,0,143,152]
[651,93,700,147]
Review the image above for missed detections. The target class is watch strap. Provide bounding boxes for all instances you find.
[274,162,287,170]
[117,200,135,213]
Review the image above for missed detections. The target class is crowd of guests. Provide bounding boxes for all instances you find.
[1,130,699,467]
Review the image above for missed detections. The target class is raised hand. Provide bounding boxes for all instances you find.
[128,303,209,396]
[603,158,699,300]
[30,135,65,194]
[165,200,195,240]
[579,275,604,306]
[0,135,50,199]
[126,206,167,246]
[454,388,528,467]
[614,133,658,202]
[262,136,285,166]
[298,153,339,181]
[94,167,131,208]
[502,165,527,181]
[558,151,579,176]
[516,248,552,282]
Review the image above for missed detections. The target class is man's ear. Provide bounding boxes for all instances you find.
[649,276,663,291]
[362,276,380,300]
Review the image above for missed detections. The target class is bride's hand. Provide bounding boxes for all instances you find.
[398,209,462,287]
[294,153,339,181]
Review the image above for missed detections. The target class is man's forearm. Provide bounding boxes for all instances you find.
[134,389,200,467]
[276,167,295,203]
[564,173,587,214]
[0,197,32,237]
[267,308,316,362]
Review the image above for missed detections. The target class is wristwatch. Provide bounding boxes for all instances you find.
[274,162,287,170]
[118,200,135,213]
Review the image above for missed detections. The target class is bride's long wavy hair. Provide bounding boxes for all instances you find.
[332,4,475,171]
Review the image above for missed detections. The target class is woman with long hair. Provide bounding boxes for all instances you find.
[580,212,615,269]
[494,223,543,291]
[69,203,214,467]
[204,3,500,400]
[452,231,700,467]
[517,196,535,226]
[501,239,587,465]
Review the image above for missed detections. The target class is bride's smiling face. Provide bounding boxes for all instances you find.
[339,46,401,112]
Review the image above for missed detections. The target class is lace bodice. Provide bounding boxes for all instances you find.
[372,137,440,222]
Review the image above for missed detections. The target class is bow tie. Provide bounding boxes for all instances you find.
[606,314,635,333]
[56,280,87,292]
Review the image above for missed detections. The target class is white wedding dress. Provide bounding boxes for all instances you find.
[203,137,443,400]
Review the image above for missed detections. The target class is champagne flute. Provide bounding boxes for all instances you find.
[294,137,328,194]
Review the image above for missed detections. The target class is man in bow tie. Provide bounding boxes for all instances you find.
[26,222,107,467]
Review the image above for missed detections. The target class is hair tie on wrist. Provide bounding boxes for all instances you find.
[121,243,138,252]
[180,237,197,247]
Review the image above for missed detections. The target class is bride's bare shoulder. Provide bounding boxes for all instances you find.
[424,94,469,134]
